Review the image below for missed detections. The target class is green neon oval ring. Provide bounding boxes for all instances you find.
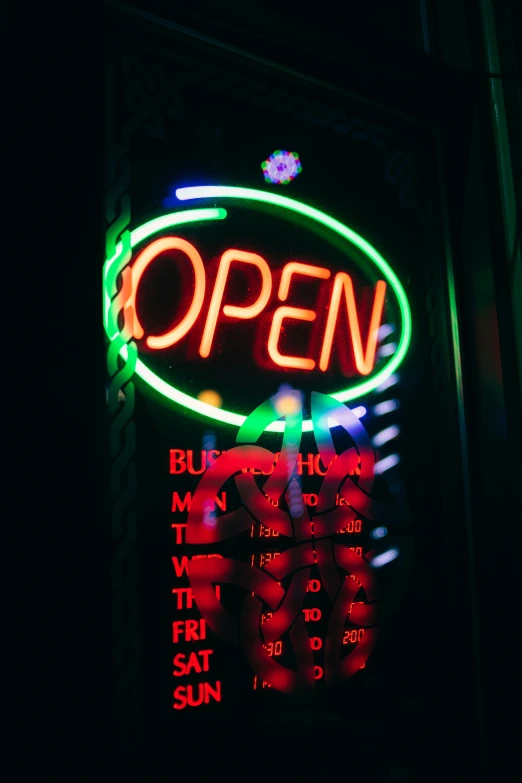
[103,190,411,433]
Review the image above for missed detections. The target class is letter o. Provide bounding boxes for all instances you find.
[127,236,205,349]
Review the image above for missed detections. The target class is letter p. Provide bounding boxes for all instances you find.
[199,249,272,358]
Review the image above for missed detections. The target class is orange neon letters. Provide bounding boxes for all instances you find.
[131,239,387,376]
[128,237,206,349]
[268,262,331,370]
[199,249,272,358]
[278,262,331,301]
[268,307,316,369]
[319,273,387,375]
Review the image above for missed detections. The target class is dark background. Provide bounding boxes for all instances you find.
[103,2,500,778]
[7,0,518,777]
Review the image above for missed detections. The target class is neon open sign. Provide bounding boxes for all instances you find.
[103,186,412,430]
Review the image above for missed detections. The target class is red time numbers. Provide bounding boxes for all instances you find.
[339,519,362,534]
[263,640,283,657]
[253,676,271,690]
[343,628,365,644]
[251,552,281,568]
[251,523,280,538]
[252,640,283,690]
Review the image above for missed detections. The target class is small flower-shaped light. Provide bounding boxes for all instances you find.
[261,150,302,185]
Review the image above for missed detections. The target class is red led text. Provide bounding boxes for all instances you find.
[302,608,322,622]
[171,585,221,609]
[171,553,222,578]
[173,649,214,676]
[172,619,207,643]
[172,491,226,512]
[173,681,221,709]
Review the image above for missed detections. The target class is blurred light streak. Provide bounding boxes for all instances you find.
[197,389,223,408]
[274,393,301,416]
[378,342,397,357]
[370,547,400,568]
[373,399,399,415]
[327,406,366,428]
[374,454,400,474]
[378,323,395,340]
[202,430,216,451]
[372,425,400,447]
[376,373,399,392]
[203,498,217,528]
